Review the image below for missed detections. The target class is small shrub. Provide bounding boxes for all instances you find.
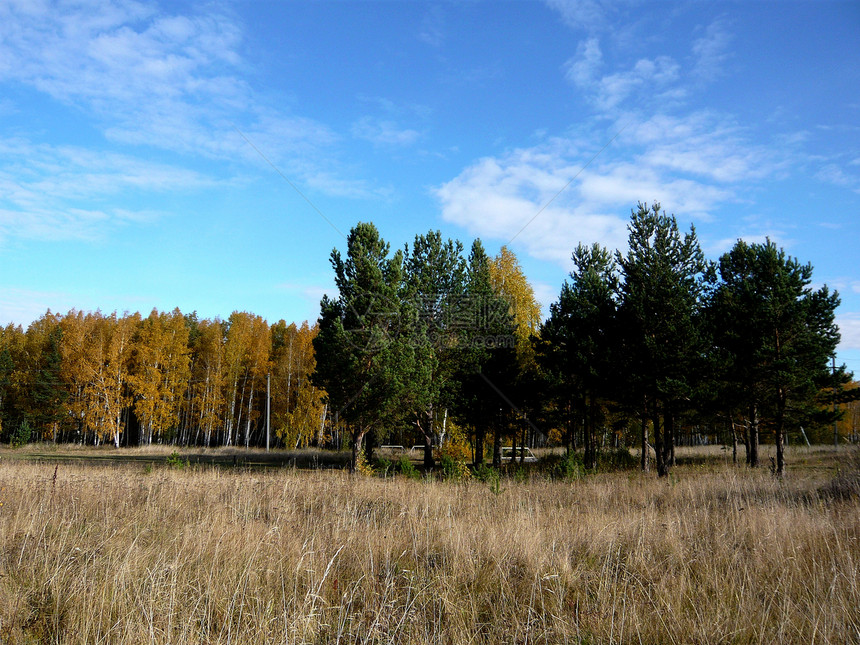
[436,422,471,482]
[355,449,375,476]
[543,451,585,481]
[473,462,497,483]
[397,455,421,480]
[473,462,503,494]
[166,450,189,469]
[373,457,393,477]
[10,419,32,448]
[439,453,470,481]
[597,447,638,471]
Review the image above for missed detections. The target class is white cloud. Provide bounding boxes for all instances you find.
[816,164,860,193]
[544,0,610,31]
[625,113,778,183]
[352,117,422,147]
[0,0,368,202]
[0,138,212,241]
[837,313,860,351]
[435,105,788,271]
[564,37,602,86]
[692,19,733,81]
[564,37,680,111]
[434,147,630,267]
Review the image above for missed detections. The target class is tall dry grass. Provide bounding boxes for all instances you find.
[0,455,857,644]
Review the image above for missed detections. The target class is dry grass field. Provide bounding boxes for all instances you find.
[0,445,858,644]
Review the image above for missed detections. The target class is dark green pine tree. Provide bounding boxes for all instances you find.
[32,325,69,442]
[455,239,517,468]
[542,243,619,471]
[403,230,467,468]
[712,239,850,476]
[312,222,427,471]
[617,202,708,477]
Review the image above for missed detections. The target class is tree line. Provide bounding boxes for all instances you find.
[0,202,855,476]
[0,309,324,449]
[311,204,852,477]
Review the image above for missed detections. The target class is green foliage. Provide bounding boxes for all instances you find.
[543,451,585,481]
[439,453,470,481]
[373,457,393,477]
[597,447,638,471]
[166,450,189,469]
[10,419,32,448]
[397,455,422,480]
[711,238,848,475]
[473,462,504,494]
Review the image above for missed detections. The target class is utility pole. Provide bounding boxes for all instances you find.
[266,372,271,452]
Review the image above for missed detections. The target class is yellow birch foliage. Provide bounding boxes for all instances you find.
[436,420,472,480]
[488,245,542,367]
[271,321,324,448]
[223,312,271,447]
[186,318,226,446]
[130,309,190,443]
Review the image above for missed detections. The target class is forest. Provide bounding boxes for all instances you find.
[1,203,856,477]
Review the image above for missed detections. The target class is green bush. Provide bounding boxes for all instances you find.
[543,451,585,481]
[439,453,470,481]
[597,447,638,471]
[166,450,189,469]
[10,419,32,448]
[397,455,421,480]
[373,457,393,477]
[473,462,497,483]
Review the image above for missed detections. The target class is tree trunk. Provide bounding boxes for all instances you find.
[423,406,435,469]
[474,423,485,467]
[492,421,501,469]
[585,393,597,470]
[653,403,667,477]
[664,409,675,471]
[748,404,760,468]
[730,417,738,465]
[245,385,254,449]
[351,426,367,473]
[775,398,786,477]
[640,412,650,472]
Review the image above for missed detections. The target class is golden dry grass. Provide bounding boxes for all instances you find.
[0,450,858,644]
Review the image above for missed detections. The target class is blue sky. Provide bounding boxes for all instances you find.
[1,0,859,371]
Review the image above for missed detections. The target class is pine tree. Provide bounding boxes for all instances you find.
[313,223,420,471]
[712,239,849,476]
[617,203,708,476]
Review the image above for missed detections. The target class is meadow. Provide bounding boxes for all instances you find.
[0,445,858,644]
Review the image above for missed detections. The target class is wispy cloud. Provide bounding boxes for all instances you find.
[836,313,860,351]
[352,117,422,147]
[691,19,733,81]
[0,0,376,207]
[0,137,211,241]
[0,286,81,327]
[418,5,446,47]
[544,0,611,31]
[816,164,860,193]
[435,105,784,269]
